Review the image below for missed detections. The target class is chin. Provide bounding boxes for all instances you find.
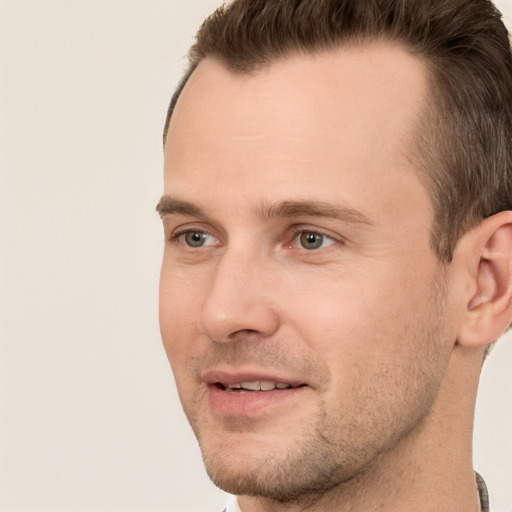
[204,451,351,504]
[198,426,360,504]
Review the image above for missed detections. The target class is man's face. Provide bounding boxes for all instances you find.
[159,45,457,501]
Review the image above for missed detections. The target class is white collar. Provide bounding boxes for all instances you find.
[223,494,241,512]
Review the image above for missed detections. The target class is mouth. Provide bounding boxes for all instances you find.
[203,371,310,416]
[215,380,305,393]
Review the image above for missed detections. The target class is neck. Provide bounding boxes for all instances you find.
[238,346,484,512]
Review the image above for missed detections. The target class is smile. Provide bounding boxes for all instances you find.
[206,376,309,416]
[217,381,296,392]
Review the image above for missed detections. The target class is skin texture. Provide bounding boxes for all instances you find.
[158,45,503,511]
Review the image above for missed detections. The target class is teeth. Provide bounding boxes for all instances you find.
[241,381,261,391]
[260,381,275,391]
[225,381,293,391]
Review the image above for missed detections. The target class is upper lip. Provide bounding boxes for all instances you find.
[202,369,308,388]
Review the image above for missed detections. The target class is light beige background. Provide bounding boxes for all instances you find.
[1,1,511,511]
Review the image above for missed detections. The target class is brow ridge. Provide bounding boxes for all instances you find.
[156,196,372,227]
[156,197,204,218]
[257,200,372,226]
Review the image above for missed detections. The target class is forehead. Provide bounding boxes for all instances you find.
[167,44,427,149]
[164,44,430,222]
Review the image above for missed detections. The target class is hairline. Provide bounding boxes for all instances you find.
[163,36,423,145]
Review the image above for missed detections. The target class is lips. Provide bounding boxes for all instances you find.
[203,370,309,416]
[203,369,306,389]
[218,380,295,392]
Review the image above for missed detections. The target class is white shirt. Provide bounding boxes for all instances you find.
[222,494,241,512]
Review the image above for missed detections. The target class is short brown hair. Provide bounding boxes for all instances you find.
[163,0,512,263]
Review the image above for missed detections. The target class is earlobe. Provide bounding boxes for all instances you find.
[457,211,512,348]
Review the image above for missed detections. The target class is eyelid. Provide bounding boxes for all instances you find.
[287,225,344,247]
[164,220,345,252]
[168,223,221,246]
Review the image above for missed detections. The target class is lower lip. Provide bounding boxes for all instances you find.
[208,385,306,416]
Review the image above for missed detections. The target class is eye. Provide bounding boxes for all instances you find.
[179,231,217,248]
[293,231,336,250]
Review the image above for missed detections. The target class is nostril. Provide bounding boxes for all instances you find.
[227,328,259,340]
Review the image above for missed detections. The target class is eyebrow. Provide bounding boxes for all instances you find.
[156,195,372,227]
[257,200,373,226]
[156,197,205,218]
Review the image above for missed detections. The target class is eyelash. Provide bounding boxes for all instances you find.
[167,225,342,251]
[287,226,339,251]
[168,227,217,246]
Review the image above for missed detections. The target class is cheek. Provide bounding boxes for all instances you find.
[285,271,389,344]
[297,273,448,433]
[159,263,204,369]
[285,262,439,371]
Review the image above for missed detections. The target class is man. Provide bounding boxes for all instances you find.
[157,0,512,510]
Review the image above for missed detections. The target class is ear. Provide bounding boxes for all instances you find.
[457,211,512,348]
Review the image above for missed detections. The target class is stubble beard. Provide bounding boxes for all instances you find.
[183,275,450,506]
[199,382,443,507]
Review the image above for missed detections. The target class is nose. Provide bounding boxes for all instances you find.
[198,249,280,343]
